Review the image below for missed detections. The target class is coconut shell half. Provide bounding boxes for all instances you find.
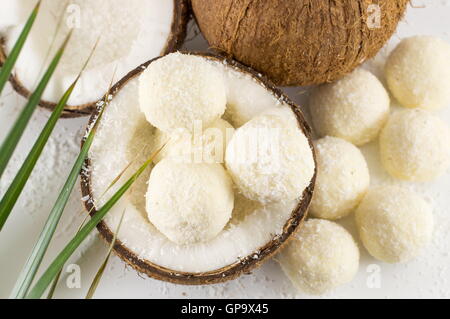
[191,0,409,86]
[0,0,189,118]
[80,52,316,285]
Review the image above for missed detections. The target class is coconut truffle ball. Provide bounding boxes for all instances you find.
[278,219,359,295]
[310,137,370,220]
[153,119,235,164]
[385,36,450,110]
[225,108,315,203]
[309,69,390,146]
[139,52,227,133]
[355,186,433,263]
[146,160,234,245]
[379,109,450,181]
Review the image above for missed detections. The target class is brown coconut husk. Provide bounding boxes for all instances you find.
[0,0,189,118]
[80,52,317,285]
[191,0,409,86]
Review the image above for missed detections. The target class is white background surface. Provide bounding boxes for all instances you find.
[0,1,449,299]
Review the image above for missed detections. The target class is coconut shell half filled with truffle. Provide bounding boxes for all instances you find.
[80,52,316,285]
[191,0,409,86]
[0,0,188,117]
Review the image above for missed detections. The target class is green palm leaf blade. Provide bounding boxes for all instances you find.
[0,33,72,230]
[0,1,41,94]
[46,146,136,299]
[45,213,89,299]
[26,154,155,299]
[8,43,99,299]
[0,31,71,179]
[85,209,126,299]
[0,81,75,234]
[20,121,100,300]
[45,137,145,299]
[45,267,62,299]
[9,119,92,299]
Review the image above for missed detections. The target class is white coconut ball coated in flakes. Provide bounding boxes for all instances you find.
[153,119,235,164]
[139,52,227,133]
[278,219,359,295]
[355,186,433,263]
[379,109,450,182]
[225,108,315,203]
[309,69,390,146]
[385,36,450,110]
[146,160,234,245]
[310,136,370,220]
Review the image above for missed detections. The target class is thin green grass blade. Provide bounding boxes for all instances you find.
[45,212,89,299]
[0,31,71,180]
[85,208,126,299]
[46,140,146,299]
[0,83,75,235]
[10,118,95,299]
[0,1,41,94]
[23,124,100,299]
[37,141,161,299]
[32,1,69,89]
[26,152,157,299]
[8,43,99,298]
[45,267,62,299]
[45,160,133,299]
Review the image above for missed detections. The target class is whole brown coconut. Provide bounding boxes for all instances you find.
[191,0,409,86]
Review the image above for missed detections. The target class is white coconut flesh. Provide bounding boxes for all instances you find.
[0,0,180,107]
[88,56,313,273]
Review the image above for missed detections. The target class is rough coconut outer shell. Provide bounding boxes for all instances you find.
[191,0,409,86]
[80,52,316,285]
[0,0,189,118]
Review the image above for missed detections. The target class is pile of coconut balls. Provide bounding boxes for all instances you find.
[278,36,450,295]
[139,53,315,245]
